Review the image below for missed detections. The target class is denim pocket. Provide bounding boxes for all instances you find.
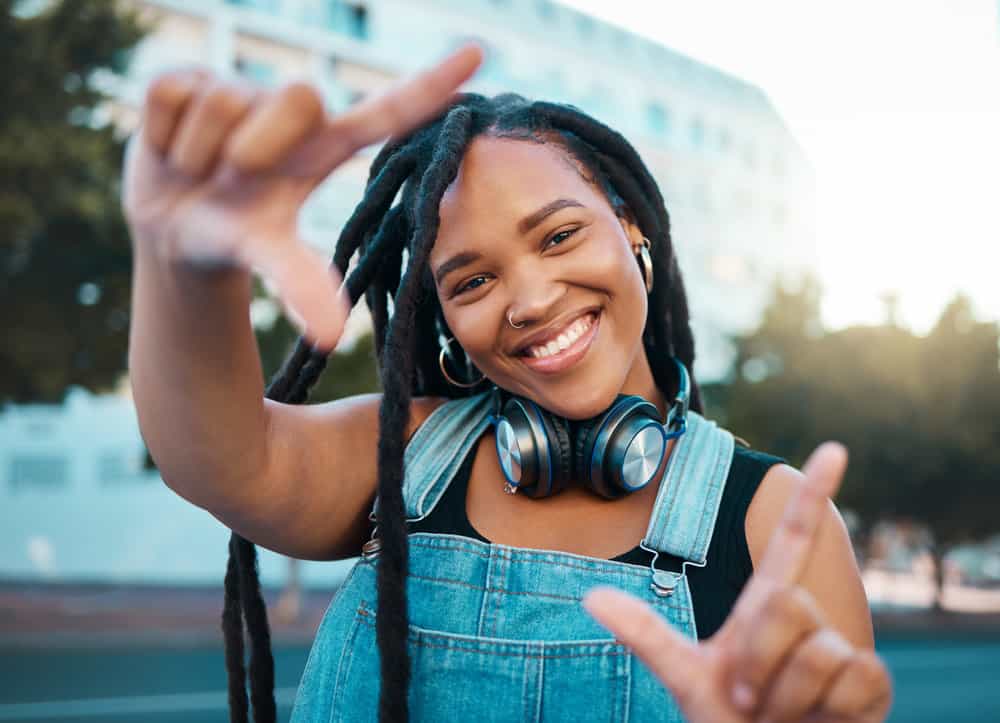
[329,601,633,723]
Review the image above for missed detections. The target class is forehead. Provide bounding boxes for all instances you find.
[434,136,602,244]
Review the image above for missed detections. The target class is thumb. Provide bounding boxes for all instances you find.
[250,239,350,353]
[583,587,701,693]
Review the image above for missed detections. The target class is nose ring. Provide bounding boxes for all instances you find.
[508,311,525,329]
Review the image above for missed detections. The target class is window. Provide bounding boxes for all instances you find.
[9,455,69,491]
[234,55,277,85]
[689,116,705,148]
[97,451,144,484]
[645,102,670,136]
[718,127,731,152]
[536,0,556,22]
[347,5,368,40]
[226,0,279,11]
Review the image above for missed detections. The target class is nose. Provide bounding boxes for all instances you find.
[506,267,564,327]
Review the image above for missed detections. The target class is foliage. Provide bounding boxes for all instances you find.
[0,0,146,402]
[256,303,381,402]
[710,278,1000,548]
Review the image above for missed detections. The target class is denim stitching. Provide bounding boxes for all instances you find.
[407,571,689,611]
[329,604,368,723]
[409,537,656,579]
[652,413,698,554]
[693,430,728,563]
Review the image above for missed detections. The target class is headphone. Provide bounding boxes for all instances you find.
[490,358,691,499]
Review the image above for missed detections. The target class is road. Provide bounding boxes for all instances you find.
[0,636,998,722]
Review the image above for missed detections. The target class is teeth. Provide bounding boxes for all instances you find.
[525,312,595,358]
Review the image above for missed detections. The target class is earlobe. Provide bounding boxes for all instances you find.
[619,217,645,253]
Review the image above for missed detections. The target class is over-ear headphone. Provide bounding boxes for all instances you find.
[491,358,690,499]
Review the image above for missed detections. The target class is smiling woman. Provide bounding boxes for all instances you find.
[124,46,886,723]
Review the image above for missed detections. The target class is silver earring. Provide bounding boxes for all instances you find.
[508,311,525,329]
[438,336,485,388]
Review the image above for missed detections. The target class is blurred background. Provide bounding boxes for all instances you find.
[1,0,998,720]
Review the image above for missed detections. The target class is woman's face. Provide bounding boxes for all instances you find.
[430,135,663,420]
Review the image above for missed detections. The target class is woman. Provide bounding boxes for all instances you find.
[124,45,891,722]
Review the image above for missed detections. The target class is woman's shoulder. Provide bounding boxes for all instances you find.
[711,444,788,576]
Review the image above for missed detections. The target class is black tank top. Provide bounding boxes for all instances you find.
[409,444,784,640]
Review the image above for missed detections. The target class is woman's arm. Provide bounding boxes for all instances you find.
[125,48,481,560]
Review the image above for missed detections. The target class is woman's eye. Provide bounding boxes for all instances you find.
[545,228,577,249]
[455,275,488,295]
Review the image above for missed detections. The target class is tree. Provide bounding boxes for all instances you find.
[0,0,146,403]
[714,279,1000,606]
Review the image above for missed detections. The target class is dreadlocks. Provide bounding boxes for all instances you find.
[221,93,704,723]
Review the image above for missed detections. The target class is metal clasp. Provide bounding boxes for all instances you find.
[651,570,680,598]
[361,526,381,561]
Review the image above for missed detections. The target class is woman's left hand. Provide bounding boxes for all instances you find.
[584,443,893,722]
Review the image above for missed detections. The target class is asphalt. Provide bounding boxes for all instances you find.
[2,581,1000,722]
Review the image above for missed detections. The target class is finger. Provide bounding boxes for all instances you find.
[225,81,325,174]
[169,80,256,178]
[583,587,701,696]
[755,442,848,585]
[757,628,853,722]
[726,584,823,713]
[819,649,893,719]
[297,44,483,178]
[245,240,350,353]
[142,68,209,155]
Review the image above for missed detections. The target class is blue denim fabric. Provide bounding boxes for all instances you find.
[291,392,735,723]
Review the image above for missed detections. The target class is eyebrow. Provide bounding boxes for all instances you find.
[433,198,585,287]
[434,250,484,287]
[517,198,585,234]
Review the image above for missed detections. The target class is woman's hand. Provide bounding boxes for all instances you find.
[122,45,482,351]
[584,443,893,722]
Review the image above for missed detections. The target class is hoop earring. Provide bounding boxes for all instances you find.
[438,336,486,388]
[636,236,654,294]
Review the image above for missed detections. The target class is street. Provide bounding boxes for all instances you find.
[0,635,998,722]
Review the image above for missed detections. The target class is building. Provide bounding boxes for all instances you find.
[0,387,349,587]
[110,0,816,379]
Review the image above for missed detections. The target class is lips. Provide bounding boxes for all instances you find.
[513,308,601,357]
[516,310,601,375]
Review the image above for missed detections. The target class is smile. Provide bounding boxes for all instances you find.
[518,311,600,374]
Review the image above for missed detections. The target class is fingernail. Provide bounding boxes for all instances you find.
[731,681,755,710]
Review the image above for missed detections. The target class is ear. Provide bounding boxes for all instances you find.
[618,215,645,254]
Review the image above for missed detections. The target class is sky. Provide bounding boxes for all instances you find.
[560,0,1000,333]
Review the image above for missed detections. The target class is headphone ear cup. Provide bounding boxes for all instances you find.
[537,411,573,496]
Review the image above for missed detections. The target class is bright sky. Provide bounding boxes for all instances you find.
[561,0,1000,332]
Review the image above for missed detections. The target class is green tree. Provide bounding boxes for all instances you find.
[715,279,1000,604]
[0,0,145,403]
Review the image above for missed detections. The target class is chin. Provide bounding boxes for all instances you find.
[499,375,627,421]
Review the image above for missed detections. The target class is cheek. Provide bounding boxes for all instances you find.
[442,304,501,363]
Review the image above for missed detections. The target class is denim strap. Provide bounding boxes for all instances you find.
[641,410,734,564]
[396,391,496,520]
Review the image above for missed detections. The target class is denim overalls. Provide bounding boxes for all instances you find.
[290,390,735,723]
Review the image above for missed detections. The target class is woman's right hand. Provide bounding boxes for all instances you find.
[122,45,482,351]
